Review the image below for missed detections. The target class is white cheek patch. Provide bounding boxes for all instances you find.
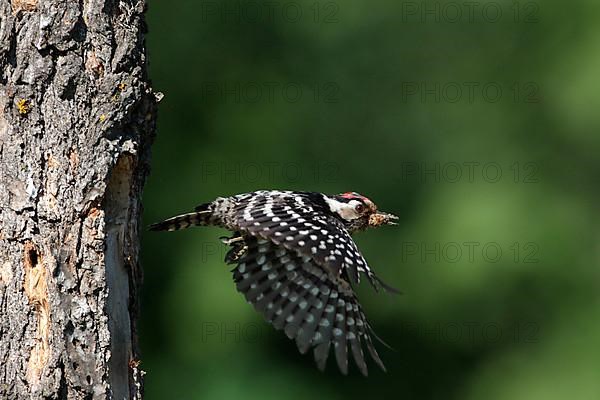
[324,196,360,221]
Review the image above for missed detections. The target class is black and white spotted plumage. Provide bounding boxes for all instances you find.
[150,190,398,375]
[235,192,377,287]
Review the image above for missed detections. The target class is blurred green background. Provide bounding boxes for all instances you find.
[141,0,600,398]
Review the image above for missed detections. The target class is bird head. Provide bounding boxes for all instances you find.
[324,191,398,233]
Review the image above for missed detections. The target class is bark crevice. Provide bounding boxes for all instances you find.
[22,241,50,387]
[103,154,134,400]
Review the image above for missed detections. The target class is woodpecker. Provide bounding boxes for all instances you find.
[150,190,399,376]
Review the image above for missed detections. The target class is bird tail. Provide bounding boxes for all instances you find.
[149,209,212,232]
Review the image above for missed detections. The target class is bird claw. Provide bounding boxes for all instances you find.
[224,243,248,264]
[222,234,248,263]
[220,235,244,246]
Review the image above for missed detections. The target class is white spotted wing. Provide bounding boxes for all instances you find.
[229,236,386,375]
[233,190,381,287]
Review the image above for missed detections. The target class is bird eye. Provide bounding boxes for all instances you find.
[355,203,364,213]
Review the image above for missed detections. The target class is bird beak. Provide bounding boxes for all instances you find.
[368,211,399,227]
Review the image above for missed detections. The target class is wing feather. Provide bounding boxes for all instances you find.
[230,235,388,374]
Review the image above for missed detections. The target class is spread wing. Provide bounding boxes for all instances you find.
[233,191,391,290]
[229,235,386,375]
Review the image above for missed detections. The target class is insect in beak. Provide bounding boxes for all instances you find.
[368,212,398,227]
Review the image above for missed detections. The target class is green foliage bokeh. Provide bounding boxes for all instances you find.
[141,1,600,398]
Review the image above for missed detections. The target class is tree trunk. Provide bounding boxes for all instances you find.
[0,0,156,398]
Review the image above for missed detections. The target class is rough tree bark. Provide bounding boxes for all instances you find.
[0,0,156,398]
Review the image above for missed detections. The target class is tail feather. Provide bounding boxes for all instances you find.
[149,210,211,231]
